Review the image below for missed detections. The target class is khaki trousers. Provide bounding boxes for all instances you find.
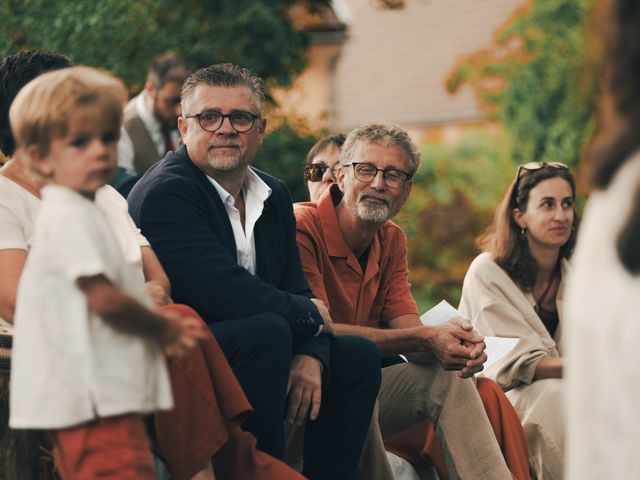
[378,362,512,480]
[287,362,513,480]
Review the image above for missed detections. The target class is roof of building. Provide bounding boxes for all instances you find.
[288,2,347,33]
[332,0,524,130]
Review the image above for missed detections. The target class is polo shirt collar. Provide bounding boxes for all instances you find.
[317,184,381,281]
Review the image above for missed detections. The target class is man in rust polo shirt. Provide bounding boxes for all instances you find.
[294,123,512,480]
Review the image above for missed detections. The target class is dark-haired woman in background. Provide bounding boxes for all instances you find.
[565,0,640,478]
[303,134,345,202]
[459,163,579,480]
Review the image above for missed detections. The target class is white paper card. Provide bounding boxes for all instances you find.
[419,300,519,375]
[483,336,519,371]
[419,299,459,326]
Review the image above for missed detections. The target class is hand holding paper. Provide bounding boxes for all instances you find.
[420,300,518,375]
[424,321,487,377]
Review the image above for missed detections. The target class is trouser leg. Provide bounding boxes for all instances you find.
[209,313,292,459]
[303,336,381,480]
[507,378,563,480]
[357,400,395,480]
[50,415,155,480]
[378,362,511,480]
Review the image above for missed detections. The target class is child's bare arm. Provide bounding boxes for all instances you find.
[76,274,206,356]
[140,246,173,306]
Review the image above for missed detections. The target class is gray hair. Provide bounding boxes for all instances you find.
[340,123,420,176]
[181,63,265,113]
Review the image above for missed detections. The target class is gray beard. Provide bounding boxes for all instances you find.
[356,202,390,223]
[206,152,241,172]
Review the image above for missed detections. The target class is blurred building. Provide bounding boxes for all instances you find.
[277,0,524,141]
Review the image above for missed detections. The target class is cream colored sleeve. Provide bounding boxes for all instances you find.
[459,254,557,390]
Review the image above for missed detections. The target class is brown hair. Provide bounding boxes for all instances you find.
[586,0,640,273]
[147,52,189,89]
[477,166,579,290]
[10,66,127,156]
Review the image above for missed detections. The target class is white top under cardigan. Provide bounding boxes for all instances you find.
[459,251,567,390]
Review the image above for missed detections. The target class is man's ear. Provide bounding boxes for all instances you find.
[402,180,413,204]
[257,118,267,137]
[25,145,53,179]
[177,115,187,141]
[144,79,156,97]
[336,164,346,192]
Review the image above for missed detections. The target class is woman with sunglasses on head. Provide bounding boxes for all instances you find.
[565,1,640,478]
[304,134,346,202]
[458,161,578,480]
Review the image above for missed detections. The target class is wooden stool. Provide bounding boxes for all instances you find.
[0,326,57,479]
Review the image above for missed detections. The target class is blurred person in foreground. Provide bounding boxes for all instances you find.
[295,123,527,480]
[459,160,579,479]
[8,65,206,479]
[565,0,640,478]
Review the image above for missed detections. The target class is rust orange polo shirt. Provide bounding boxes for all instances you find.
[295,185,418,328]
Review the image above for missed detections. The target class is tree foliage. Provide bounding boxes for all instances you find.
[253,119,320,203]
[397,0,603,310]
[396,128,513,309]
[446,0,601,168]
[0,0,331,92]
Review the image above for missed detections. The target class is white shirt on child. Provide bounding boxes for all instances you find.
[9,185,172,429]
[0,176,149,325]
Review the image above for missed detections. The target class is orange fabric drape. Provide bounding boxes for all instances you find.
[155,304,305,480]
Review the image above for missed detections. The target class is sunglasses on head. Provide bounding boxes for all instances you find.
[515,161,568,180]
[304,164,337,182]
[512,161,569,203]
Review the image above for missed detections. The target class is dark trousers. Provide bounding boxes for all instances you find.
[210,314,381,480]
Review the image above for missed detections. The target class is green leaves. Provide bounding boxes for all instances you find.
[0,0,330,92]
[448,0,601,168]
[253,119,320,203]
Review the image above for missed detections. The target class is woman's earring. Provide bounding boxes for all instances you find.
[521,228,527,238]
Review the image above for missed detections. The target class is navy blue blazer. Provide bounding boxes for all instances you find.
[128,146,330,367]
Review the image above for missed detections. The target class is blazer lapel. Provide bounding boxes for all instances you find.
[253,197,272,281]
[180,148,238,260]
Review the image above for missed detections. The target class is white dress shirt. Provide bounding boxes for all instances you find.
[207,168,272,274]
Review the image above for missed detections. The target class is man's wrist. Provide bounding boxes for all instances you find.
[415,325,434,352]
[294,353,324,375]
